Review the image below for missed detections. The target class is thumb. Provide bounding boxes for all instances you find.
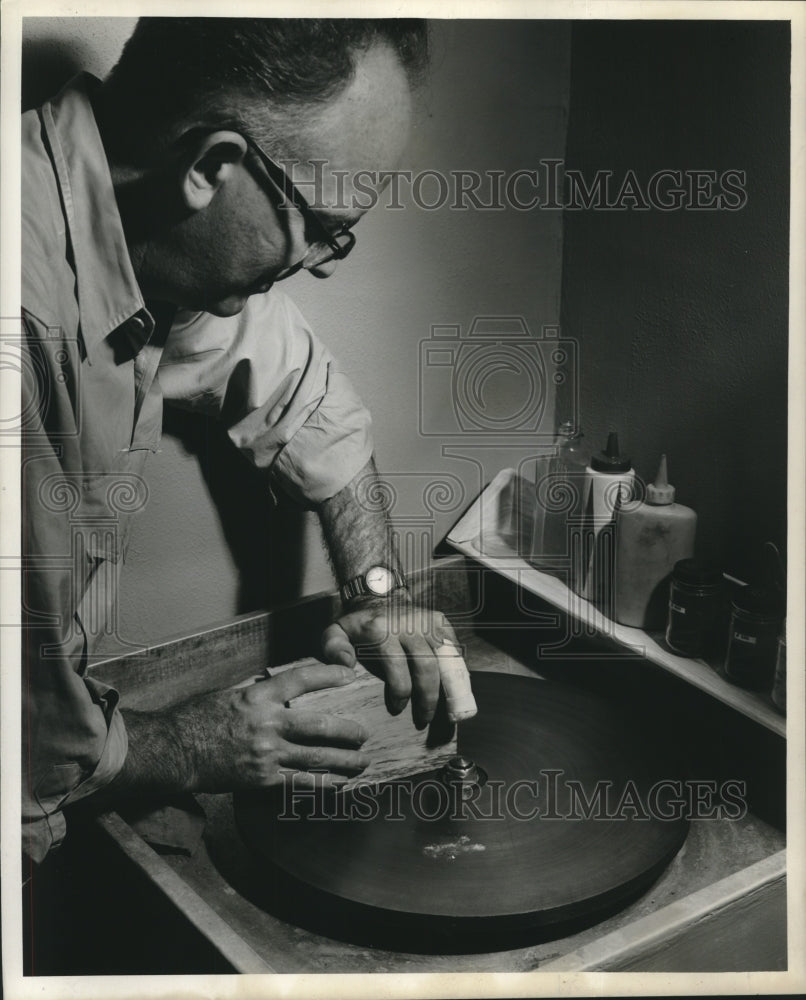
[322,621,357,668]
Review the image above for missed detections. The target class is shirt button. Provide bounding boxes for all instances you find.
[129,315,146,333]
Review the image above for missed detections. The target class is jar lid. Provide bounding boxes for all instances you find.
[557,419,580,438]
[672,559,723,587]
[731,585,785,617]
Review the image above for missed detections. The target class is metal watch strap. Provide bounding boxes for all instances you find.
[340,567,407,603]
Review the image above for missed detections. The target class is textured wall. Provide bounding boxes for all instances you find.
[559,20,789,584]
[22,18,571,649]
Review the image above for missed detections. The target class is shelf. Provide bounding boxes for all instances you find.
[447,468,786,739]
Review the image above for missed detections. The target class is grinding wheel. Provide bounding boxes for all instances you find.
[235,674,688,950]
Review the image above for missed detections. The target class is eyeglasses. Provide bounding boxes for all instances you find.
[244,136,357,270]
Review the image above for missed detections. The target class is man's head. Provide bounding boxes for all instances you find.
[96,18,428,315]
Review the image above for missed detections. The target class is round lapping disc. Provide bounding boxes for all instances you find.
[235,674,688,946]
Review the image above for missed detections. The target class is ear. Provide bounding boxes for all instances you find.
[181,131,248,212]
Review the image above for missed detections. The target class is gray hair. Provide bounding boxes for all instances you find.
[97,17,428,166]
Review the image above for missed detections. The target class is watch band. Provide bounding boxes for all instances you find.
[340,567,408,604]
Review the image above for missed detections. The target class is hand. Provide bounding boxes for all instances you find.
[173,662,370,792]
[321,593,460,729]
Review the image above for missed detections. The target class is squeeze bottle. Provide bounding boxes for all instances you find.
[614,455,696,628]
[575,432,635,598]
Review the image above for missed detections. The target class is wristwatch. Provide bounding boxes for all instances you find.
[340,565,408,604]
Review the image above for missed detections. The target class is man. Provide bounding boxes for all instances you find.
[22,17,464,872]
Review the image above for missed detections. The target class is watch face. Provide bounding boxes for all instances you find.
[365,566,394,595]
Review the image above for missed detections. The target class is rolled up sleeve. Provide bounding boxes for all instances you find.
[158,290,373,504]
[24,664,129,862]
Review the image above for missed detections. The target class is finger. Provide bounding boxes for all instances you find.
[420,612,459,651]
[321,622,357,668]
[280,770,351,793]
[364,636,412,716]
[271,663,356,704]
[435,639,477,722]
[435,616,460,648]
[399,634,441,729]
[280,743,371,775]
[283,710,368,748]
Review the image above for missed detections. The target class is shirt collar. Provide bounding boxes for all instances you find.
[40,73,154,360]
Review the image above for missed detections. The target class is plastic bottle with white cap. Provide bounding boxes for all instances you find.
[613,454,697,628]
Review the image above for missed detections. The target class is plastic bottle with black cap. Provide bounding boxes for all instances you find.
[575,431,634,600]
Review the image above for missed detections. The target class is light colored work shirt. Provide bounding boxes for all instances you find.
[21,74,373,862]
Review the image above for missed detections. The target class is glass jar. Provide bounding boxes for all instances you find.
[665,559,723,658]
[530,422,587,569]
[724,586,785,690]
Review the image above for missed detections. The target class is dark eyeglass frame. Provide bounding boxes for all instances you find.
[244,136,357,268]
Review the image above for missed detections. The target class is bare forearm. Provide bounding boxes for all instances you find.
[105,666,366,801]
[110,692,252,796]
[109,703,202,796]
[318,457,401,583]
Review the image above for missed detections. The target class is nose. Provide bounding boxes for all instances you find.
[306,260,338,279]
